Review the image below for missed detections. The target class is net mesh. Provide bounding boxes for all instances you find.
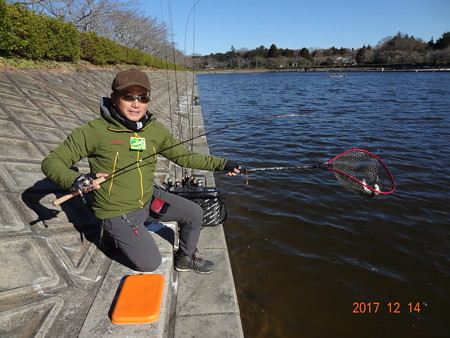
[330,150,395,196]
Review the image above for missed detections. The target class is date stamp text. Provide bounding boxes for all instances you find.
[352,302,422,314]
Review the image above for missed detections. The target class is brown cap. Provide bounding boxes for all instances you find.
[111,69,151,92]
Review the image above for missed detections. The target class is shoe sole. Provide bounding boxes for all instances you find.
[175,267,213,275]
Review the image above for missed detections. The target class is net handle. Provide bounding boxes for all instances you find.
[244,164,324,172]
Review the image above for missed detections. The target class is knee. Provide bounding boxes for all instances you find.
[189,203,204,224]
[178,201,203,224]
[135,252,162,272]
[181,203,203,231]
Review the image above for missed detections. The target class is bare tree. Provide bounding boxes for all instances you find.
[15,0,133,31]
[97,8,170,58]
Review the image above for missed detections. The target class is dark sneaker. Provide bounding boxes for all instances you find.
[175,250,214,274]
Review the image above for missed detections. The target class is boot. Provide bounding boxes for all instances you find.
[175,249,214,274]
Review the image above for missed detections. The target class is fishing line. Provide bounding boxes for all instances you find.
[182,0,200,178]
[163,0,187,180]
[167,0,183,153]
[159,0,174,133]
[164,0,182,136]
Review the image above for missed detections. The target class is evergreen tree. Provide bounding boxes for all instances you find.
[300,47,311,59]
[355,47,366,64]
[434,32,450,49]
[268,44,279,58]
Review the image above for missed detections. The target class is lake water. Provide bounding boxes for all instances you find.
[196,71,450,337]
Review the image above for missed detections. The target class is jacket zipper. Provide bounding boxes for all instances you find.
[134,132,145,207]
[108,151,119,195]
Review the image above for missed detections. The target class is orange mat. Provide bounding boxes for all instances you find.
[111,274,165,324]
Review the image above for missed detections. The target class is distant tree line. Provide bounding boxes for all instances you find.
[193,32,450,69]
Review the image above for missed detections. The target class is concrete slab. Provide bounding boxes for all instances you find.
[0,297,65,337]
[0,91,39,110]
[8,105,56,126]
[45,232,109,288]
[176,249,240,316]
[0,106,7,119]
[0,137,44,161]
[0,237,65,307]
[175,313,243,338]
[20,123,70,144]
[0,120,27,138]
[0,194,29,232]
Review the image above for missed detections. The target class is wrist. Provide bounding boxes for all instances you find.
[223,160,239,172]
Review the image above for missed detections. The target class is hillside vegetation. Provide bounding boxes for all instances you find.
[0,0,182,70]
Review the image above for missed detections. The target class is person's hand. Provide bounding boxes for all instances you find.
[71,173,109,192]
[223,160,241,176]
[91,173,109,189]
[226,167,241,176]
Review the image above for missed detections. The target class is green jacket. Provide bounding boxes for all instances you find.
[41,98,227,219]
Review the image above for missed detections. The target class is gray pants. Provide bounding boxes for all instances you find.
[101,186,203,272]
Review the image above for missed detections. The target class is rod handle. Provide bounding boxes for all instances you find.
[52,176,106,206]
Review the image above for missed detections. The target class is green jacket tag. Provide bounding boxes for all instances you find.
[130,137,146,150]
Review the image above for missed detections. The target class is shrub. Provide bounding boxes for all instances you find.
[0,1,30,56]
[0,1,80,61]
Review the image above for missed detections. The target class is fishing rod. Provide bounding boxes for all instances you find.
[241,149,396,197]
[53,113,313,205]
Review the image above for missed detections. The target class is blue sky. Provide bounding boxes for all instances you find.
[142,0,450,55]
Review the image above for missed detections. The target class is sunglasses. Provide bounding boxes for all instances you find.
[120,94,151,103]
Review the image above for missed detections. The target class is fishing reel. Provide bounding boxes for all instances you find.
[71,173,97,192]
[71,173,97,204]
[180,174,203,187]
[164,174,204,191]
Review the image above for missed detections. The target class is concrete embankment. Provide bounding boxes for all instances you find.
[0,68,243,337]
